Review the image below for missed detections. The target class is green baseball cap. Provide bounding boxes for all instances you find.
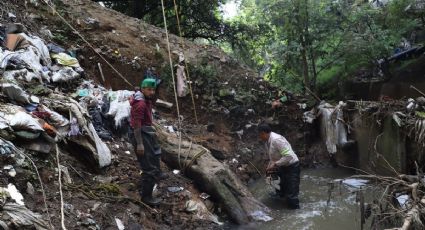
[141,78,157,88]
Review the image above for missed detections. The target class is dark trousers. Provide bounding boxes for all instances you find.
[277,162,300,209]
[129,127,161,198]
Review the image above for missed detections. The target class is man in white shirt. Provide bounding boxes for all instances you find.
[258,123,300,209]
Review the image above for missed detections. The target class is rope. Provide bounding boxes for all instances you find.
[40,0,133,87]
[172,0,199,124]
[160,0,183,169]
[55,145,67,230]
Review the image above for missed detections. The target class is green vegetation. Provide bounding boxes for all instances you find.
[99,0,424,99]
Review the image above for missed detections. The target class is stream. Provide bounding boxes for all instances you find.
[249,167,375,230]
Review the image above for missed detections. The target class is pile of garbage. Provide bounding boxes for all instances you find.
[0,23,114,168]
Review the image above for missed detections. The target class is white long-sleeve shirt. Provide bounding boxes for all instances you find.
[265,132,299,167]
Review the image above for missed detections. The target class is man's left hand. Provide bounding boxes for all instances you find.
[266,162,277,173]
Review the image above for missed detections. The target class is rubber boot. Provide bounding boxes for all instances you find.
[141,180,161,206]
[156,171,169,181]
[142,196,162,206]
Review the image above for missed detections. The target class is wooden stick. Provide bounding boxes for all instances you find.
[98,63,105,83]
[410,85,425,98]
[305,86,321,102]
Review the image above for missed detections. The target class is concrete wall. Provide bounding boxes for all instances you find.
[337,113,407,175]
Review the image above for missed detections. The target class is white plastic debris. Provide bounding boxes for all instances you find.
[30,95,40,104]
[167,186,184,193]
[250,210,273,222]
[107,99,131,128]
[164,125,175,133]
[20,33,51,65]
[185,200,198,212]
[88,123,111,168]
[199,193,210,200]
[125,151,131,155]
[6,111,44,131]
[342,178,368,188]
[4,165,16,177]
[115,218,125,230]
[173,169,180,175]
[396,194,409,208]
[51,67,80,83]
[6,184,24,205]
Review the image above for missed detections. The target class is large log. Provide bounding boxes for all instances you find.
[156,126,271,224]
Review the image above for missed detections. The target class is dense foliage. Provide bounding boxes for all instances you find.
[228,0,423,95]
[97,0,424,96]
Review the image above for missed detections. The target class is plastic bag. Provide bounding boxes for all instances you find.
[20,33,51,66]
[108,100,130,127]
[6,111,44,131]
[51,67,80,83]
[51,52,80,67]
[1,83,30,104]
[88,123,111,168]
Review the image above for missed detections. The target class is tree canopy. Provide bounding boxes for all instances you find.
[97,0,424,97]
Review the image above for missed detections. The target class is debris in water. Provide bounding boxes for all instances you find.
[250,210,273,222]
[342,178,368,188]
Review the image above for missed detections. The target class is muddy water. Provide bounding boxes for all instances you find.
[251,168,371,230]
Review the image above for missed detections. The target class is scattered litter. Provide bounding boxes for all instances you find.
[199,193,210,200]
[6,184,24,205]
[167,186,184,193]
[396,194,409,208]
[115,218,125,230]
[173,169,180,175]
[125,151,131,155]
[4,165,16,177]
[231,158,238,164]
[185,200,198,212]
[164,125,175,133]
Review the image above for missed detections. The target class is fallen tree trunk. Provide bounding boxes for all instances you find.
[156,126,271,224]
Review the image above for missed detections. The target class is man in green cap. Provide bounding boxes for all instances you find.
[130,78,164,206]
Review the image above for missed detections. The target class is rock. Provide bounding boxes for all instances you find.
[26,182,34,195]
